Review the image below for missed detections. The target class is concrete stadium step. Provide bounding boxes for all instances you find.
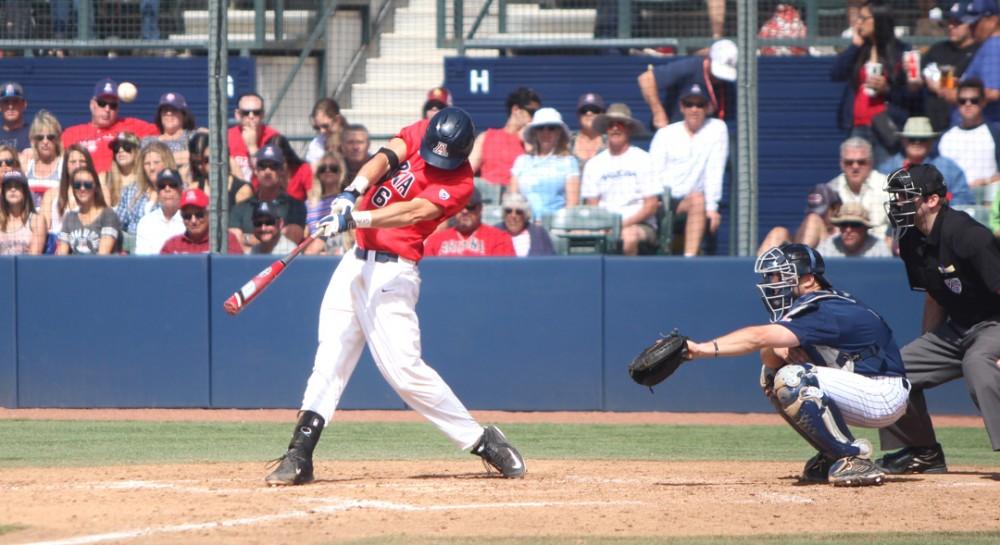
[340,110,427,136]
[181,10,313,38]
[349,84,447,107]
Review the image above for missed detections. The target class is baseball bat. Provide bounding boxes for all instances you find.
[223,234,318,316]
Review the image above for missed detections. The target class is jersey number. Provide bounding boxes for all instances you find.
[371,186,393,208]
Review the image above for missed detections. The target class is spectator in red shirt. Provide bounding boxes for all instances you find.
[424,188,515,256]
[228,92,281,181]
[61,77,158,174]
[468,87,541,186]
[160,187,242,254]
[261,134,312,201]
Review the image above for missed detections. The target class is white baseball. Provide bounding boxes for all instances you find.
[117,82,138,103]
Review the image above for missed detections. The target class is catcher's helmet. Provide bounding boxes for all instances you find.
[884,165,947,235]
[754,243,830,322]
[420,107,475,170]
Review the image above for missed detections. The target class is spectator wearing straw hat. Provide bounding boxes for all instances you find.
[509,107,580,218]
[581,103,660,256]
[649,83,729,257]
[817,203,893,258]
[637,39,738,130]
[877,116,975,206]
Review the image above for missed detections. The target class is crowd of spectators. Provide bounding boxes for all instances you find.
[1,0,998,258]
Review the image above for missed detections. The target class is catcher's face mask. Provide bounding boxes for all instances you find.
[754,246,800,322]
[884,168,921,236]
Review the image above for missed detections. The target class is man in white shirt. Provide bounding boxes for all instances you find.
[938,78,1000,203]
[581,103,661,256]
[649,83,729,256]
[134,168,185,255]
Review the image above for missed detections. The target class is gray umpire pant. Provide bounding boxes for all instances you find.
[879,319,1000,451]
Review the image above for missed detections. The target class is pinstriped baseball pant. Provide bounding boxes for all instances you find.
[812,366,910,428]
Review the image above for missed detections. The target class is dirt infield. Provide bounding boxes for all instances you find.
[0,410,997,545]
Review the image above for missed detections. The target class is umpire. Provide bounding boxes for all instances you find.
[878,164,1000,474]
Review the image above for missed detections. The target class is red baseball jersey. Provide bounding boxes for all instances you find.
[355,118,473,262]
[62,117,158,173]
[423,224,516,257]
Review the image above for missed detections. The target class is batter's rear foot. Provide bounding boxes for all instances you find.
[472,425,526,478]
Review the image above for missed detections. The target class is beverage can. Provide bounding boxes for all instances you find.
[863,62,883,97]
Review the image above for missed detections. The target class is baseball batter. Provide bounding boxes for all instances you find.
[266,107,526,486]
[683,244,909,486]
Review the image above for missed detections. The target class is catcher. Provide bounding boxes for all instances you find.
[631,244,909,487]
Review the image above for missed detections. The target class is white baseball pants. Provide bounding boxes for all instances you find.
[813,366,910,428]
[301,250,485,450]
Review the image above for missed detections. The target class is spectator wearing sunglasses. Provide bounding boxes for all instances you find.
[228,143,306,254]
[187,131,253,208]
[959,0,1000,124]
[649,84,729,256]
[116,141,178,244]
[161,188,243,254]
[468,87,541,186]
[938,78,1000,204]
[24,110,64,208]
[61,77,158,174]
[494,192,554,257]
[0,82,30,153]
[134,168,186,255]
[55,163,121,255]
[424,187,515,257]
[104,132,140,209]
[569,93,607,169]
[41,144,95,253]
[228,92,281,182]
[638,39,738,131]
[0,171,46,255]
[250,201,296,255]
[817,203,892,258]
[0,144,22,177]
[877,117,974,206]
[509,107,580,218]
[304,98,345,164]
[144,92,197,180]
[305,151,353,256]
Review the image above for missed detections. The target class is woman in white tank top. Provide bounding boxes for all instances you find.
[0,171,46,255]
[25,110,64,209]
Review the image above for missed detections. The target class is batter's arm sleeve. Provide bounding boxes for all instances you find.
[357,137,408,184]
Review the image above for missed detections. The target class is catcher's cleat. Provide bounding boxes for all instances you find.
[876,443,947,475]
[472,425,526,478]
[827,456,885,487]
[265,449,314,486]
[800,452,835,484]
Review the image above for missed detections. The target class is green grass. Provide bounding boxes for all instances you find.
[0,525,23,536]
[0,420,996,469]
[334,533,1000,545]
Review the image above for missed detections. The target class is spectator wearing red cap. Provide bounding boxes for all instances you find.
[61,77,158,174]
[134,168,186,255]
[228,92,281,181]
[423,86,453,120]
[161,188,243,254]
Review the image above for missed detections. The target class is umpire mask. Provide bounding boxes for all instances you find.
[884,168,920,236]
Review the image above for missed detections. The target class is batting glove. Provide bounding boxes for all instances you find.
[316,210,356,239]
[329,190,359,217]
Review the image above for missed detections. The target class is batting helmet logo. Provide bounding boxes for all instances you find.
[432,142,449,157]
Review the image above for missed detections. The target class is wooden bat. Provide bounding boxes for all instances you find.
[223,234,318,316]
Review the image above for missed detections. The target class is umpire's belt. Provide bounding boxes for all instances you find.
[355,247,414,265]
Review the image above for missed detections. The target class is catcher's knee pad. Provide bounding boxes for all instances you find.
[773,365,867,460]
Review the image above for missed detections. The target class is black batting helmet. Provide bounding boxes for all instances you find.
[420,107,475,170]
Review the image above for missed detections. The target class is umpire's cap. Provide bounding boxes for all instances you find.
[420,107,475,170]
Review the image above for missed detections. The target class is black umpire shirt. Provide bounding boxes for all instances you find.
[899,206,1000,329]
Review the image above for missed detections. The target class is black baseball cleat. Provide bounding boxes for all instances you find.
[472,425,526,478]
[800,452,835,484]
[828,456,885,487]
[876,443,948,474]
[265,449,314,486]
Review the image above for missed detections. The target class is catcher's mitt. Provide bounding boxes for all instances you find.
[628,331,690,387]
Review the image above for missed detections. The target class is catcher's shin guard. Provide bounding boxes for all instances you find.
[266,410,325,486]
[773,365,868,461]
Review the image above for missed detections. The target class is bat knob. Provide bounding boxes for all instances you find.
[223,299,240,316]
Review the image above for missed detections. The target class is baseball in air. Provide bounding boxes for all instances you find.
[117,82,138,103]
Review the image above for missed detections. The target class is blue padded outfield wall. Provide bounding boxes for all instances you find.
[0,256,976,415]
